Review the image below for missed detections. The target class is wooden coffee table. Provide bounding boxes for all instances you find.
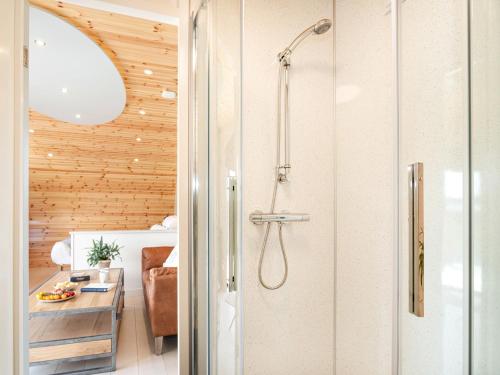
[29,268,124,374]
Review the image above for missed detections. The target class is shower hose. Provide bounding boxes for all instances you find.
[257,170,288,290]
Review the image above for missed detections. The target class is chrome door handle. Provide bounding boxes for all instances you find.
[227,176,237,292]
[408,162,424,317]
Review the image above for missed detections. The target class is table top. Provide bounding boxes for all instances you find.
[29,268,123,318]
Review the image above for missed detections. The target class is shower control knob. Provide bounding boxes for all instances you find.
[249,210,265,225]
[249,212,310,224]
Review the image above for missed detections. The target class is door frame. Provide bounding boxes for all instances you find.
[0,0,29,373]
[0,0,191,373]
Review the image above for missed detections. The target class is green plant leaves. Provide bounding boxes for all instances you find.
[86,236,123,267]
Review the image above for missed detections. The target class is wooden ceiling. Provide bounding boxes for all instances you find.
[29,0,177,267]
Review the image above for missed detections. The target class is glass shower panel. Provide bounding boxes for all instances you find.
[470,1,500,373]
[398,0,468,374]
[191,1,241,374]
[208,0,242,374]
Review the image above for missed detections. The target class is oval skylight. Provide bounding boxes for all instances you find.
[29,7,126,126]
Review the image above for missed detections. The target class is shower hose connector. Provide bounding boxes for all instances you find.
[277,165,291,183]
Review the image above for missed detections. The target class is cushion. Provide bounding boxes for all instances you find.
[163,245,178,268]
[51,238,71,265]
[161,215,177,231]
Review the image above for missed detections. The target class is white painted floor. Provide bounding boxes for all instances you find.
[30,291,178,375]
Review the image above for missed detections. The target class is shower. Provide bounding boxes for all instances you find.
[278,18,332,63]
[249,18,333,290]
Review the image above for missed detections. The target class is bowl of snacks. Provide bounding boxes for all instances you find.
[54,281,78,291]
[36,290,76,303]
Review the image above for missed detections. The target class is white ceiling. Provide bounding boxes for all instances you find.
[29,6,126,126]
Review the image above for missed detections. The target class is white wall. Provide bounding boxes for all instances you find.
[335,1,394,374]
[242,1,334,373]
[71,230,177,291]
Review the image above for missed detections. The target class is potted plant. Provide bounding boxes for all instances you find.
[86,236,122,269]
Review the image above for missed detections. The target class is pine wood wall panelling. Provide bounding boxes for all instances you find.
[28,0,177,267]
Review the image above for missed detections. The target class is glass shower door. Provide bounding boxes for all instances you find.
[207,0,242,373]
[191,1,242,374]
[398,0,468,373]
[470,1,500,372]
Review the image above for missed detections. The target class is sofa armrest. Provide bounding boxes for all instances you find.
[148,268,177,301]
[145,267,177,337]
[149,266,177,280]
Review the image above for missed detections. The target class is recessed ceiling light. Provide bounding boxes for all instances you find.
[61,87,68,94]
[138,109,146,115]
[47,153,53,158]
[29,129,35,133]
[34,39,46,47]
[136,137,142,142]
[161,90,177,99]
[143,69,153,75]
[133,158,139,162]
[75,114,81,119]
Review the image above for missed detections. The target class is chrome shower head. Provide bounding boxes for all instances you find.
[279,18,333,61]
[313,18,332,34]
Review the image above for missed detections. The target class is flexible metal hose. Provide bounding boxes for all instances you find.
[257,173,288,290]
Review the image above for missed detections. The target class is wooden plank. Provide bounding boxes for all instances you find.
[29,267,60,293]
[30,311,112,343]
[114,306,138,374]
[29,339,112,363]
[135,304,167,373]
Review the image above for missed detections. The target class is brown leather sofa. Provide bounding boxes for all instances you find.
[141,246,177,355]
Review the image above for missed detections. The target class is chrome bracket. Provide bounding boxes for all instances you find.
[277,165,291,183]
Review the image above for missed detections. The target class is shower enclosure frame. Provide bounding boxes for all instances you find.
[190,4,208,374]
[189,0,244,373]
[188,0,476,374]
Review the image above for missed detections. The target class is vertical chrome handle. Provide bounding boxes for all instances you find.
[408,162,424,317]
[227,176,237,292]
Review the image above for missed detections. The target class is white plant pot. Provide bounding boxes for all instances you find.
[97,260,111,269]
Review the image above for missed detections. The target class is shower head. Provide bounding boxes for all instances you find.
[313,18,332,34]
[279,18,333,62]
